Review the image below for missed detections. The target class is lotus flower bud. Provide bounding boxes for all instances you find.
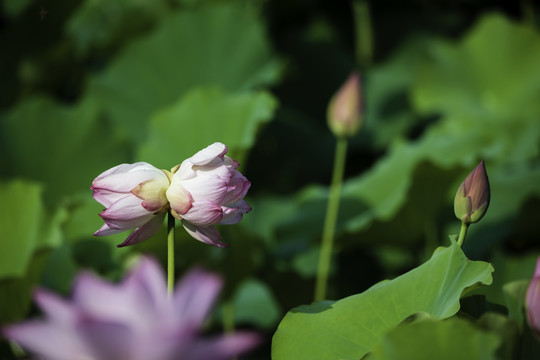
[327,72,363,138]
[527,258,540,339]
[91,162,171,247]
[454,160,490,224]
[166,142,251,247]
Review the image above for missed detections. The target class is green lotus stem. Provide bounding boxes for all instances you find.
[353,0,374,68]
[223,300,235,333]
[167,212,175,296]
[222,300,237,360]
[456,221,469,248]
[315,137,348,301]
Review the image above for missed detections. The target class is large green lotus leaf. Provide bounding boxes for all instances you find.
[0,180,65,279]
[366,318,500,360]
[272,242,493,360]
[138,87,277,169]
[0,96,130,205]
[88,2,282,142]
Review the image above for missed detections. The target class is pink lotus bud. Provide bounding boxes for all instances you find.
[166,142,251,247]
[91,162,171,247]
[454,160,490,224]
[527,258,540,339]
[327,72,363,138]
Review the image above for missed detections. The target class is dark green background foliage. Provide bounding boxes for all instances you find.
[1,0,540,358]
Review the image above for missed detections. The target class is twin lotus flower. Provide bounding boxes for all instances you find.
[91,142,251,247]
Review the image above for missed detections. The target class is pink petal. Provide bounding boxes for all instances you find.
[219,212,243,226]
[99,195,153,229]
[534,257,540,278]
[181,221,227,247]
[174,160,197,181]
[141,198,167,212]
[166,181,193,215]
[172,268,223,330]
[94,222,126,237]
[223,172,250,205]
[3,321,92,360]
[117,213,166,247]
[93,169,165,195]
[92,162,148,183]
[72,273,149,331]
[180,170,230,205]
[223,156,239,170]
[34,289,74,325]
[527,257,540,333]
[181,201,223,226]
[219,201,251,225]
[102,216,153,232]
[124,257,168,312]
[92,189,131,208]
[189,143,227,166]
[130,176,170,211]
[75,319,134,360]
[181,333,261,360]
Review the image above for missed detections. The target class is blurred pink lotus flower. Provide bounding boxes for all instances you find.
[3,257,260,360]
[166,142,251,247]
[91,142,251,247]
[527,257,540,339]
[91,162,172,247]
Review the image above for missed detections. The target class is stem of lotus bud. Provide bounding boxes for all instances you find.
[315,137,348,301]
[456,221,469,248]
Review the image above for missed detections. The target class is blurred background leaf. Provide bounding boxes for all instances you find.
[138,87,277,168]
[86,1,283,143]
[0,181,64,279]
[0,180,65,324]
[0,96,130,206]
